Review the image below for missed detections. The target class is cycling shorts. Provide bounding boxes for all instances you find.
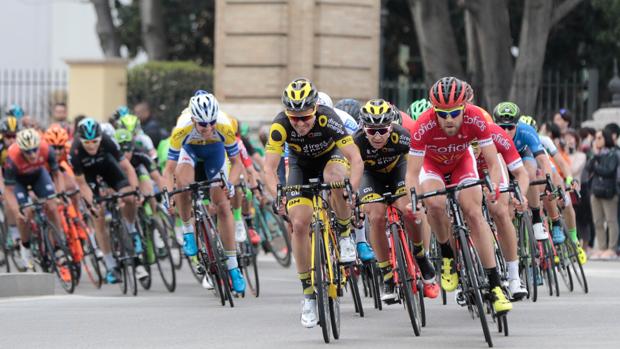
[86,158,129,195]
[359,160,406,204]
[13,168,56,206]
[420,148,479,186]
[178,142,229,181]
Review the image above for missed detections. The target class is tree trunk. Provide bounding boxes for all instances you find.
[91,0,121,57]
[140,0,168,60]
[464,9,483,105]
[466,0,513,109]
[509,0,583,115]
[408,0,464,86]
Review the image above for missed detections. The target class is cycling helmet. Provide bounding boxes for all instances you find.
[189,92,219,123]
[493,102,521,125]
[115,105,129,119]
[44,124,69,146]
[282,78,318,111]
[114,128,134,151]
[194,89,208,96]
[429,77,468,109]
[16,128,40,151]
[335,99,362,123]
[317,91,334,108]
[407,99,432,121]
[6,104,24,118]
[519,115,537,131]
[119,114,140,134]
[464,82,474,103]
[239,122,250,137]
[359,99,394,126]
[0,116,21,134]
[77,118,101,140]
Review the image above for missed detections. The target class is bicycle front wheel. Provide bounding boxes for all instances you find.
[313,222,331,343]
[262,208,291,267]
[393,225,421,336]
[151,217,176,292]
[45,223,76,294]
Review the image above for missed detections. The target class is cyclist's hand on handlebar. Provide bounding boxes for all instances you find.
[483,183,500,203]
[512,194,528,213]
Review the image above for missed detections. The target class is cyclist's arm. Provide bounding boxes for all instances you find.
[75,174,94,206]
[149,168,165,191]
[339,143,363,191]
[405,154,424,195]
[510,165,530,197]
[480,142,502,188]
[47,150,64,192]
[163,159,177,191]
[552,152,572,181]
[120,158,139,189]
[534,152,553,177]
[228,154,243,185]
[263,152,281,198]
[3,184,20,217]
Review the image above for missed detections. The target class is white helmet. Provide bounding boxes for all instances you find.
[100,122,116,138]
[189,92,219,124]
[317,91,334,108]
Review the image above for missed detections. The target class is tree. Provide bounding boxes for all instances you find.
[139,0,168,60]
[91,0,121,57]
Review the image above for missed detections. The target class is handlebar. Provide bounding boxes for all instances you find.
[161,171,227,210]
[275,178,353,214]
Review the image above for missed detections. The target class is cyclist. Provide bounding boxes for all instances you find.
[470,120,531,300]
[162,90,246,294]
[355,99,439,302]
[318,92,375,262]
[405,77,513,314]
[263,78,363,328]
[0,116,23,251]
[70,118,145,283]
[407,99,432,122]
[118,114,158,160]
[334,98,362,124]
[492,103,560,245]
[3,129,65,271]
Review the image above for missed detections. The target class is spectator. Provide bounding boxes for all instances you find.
[604,122,619,146]
[566,129,592,249]
[134,101,168,148]
[578,127,596,154]
[553,108,572,134]
[586,129,620,259]
[51,102,73,137]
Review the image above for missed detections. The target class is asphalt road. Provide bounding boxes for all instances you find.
[1,256,619,349]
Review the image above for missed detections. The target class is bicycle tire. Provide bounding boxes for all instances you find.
[240,241,260,297]
[347,265,364,317]
[458,228,492,347]
[556,243,573,292]
[151,217,176,292]
[393,225,421,336]
[118,220,138,296]
[197,218,226,305]
[211,227,235,307]
[0,209,9,272]
[262,208,292,267]
[159,211,183,270]
[418,280,426,327]
[517,213,538,301]
[371,262,383,310]
[81,234,103,289]
[313,221,331,343]
[46,222,76,294]
[543,240,559,297]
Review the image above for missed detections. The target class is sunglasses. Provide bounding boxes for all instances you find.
[52,145,65,151]
[193,119,217,128]
[285,106,317,121]
[23,148,39,155]
[434,106,464,119]
[121,145,134,152]
[499,124,516,131]
[3,133,16,139]
[81,137,101,145]
[364,126,391,136]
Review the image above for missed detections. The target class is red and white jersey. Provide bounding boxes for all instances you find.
[476,123,523,173]
[409,104,493,171]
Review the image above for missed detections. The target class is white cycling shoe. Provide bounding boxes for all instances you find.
[235,221,247,242]
[339,236,357,263]
[300,298,318,328]
[533,222,548,240]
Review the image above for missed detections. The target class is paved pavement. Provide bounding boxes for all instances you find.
[1,256,619,348]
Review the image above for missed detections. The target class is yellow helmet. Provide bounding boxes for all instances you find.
[0,116,21,134]
[16,128,41,151]
[519,115,537,131]
[282,78,318,111]
[359,99,394,126]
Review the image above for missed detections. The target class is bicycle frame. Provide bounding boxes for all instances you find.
[310,188,341,299]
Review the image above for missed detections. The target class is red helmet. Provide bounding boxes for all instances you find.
[429,77,468,109]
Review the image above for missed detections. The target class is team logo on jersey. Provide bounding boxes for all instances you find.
[390,132,399,144]
[491,133,511,150]
[318,115,328,127]
[412,120,437,141]
[464,115,486,131]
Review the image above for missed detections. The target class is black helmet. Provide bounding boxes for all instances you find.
[282,78,318,111]
[493,102,521,125]
[334,98,362,123]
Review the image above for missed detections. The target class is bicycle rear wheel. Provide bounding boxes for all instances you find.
[347,265,364,317]
[262,208,291,267]
[556,243,574,292]
[159,211,183,270]
[458,228,492,347]
[46,223,76,294]
[393,225,421,336]
[240,241,260,297]
[151,217,176,292]
[117,221,138,296]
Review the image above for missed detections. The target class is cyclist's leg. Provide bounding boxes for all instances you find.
[31,169,63,234]
[11,180,34,268]
[524,158,547,240]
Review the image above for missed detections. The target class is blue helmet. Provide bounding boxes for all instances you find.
[7,104,24,118]
[77,118,101,140]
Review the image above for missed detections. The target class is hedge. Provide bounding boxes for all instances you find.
[127,61,212,129]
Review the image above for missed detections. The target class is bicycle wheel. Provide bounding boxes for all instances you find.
[159,211,183,270]
[417,280,426,327]
[458,228,492,347]
[117,221,138,296]
[151,217,176,292]
[313,222,331,343]
[393,225,421,336]
[566,239,588,294]
[371,262,383,310]
[240,240,260,297]
[327,228,341,340]
[542,239,559,297]
[45,223,76,294]
[347,265,364,317]
[262,208,291,267]
[518,213,538,301]
[209,224,234,307]
[555,243,573,292]
[430,236,447,305]
[81,234,103,289]
[196,220,225,304]
[0,214,9,272]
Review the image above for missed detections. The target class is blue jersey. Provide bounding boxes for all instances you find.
[512,122,545,157]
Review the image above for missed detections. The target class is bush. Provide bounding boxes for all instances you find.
[127,61,212,129]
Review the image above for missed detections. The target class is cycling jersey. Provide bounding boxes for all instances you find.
[3,141,58,185]
[410,104,493,185]
[511,122,546,160]
[538,135,558,157]
[130,151,157,174]
[168,109,239,162]
[400,111,415,135]
[69,134,129,192]
[353,124,410,173]
[266,105,353,162]
[134,132,155,156]
[476,123,523,172]
[335,108,358,134]
[237,136,253,169]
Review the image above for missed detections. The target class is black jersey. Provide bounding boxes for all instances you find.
[70,134,124,177]
[130,151,156,173]
[266,105,353,162]
[353,124,410,173]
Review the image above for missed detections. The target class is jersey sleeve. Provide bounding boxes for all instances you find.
[519,123,546,157]
[320,107,353,148]
[493,125,523,171]
[69,141,84,176]
[408,112,430,157]
[539,135,558,156]
[3,158,17,185]
[104,135,125,162]
[265,114,288,155]
[394,125,411,155]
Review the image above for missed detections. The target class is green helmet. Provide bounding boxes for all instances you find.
[493,102,521,125]
[114,128,133,151]
[240,122,250,137]
[119,114,140,134]
[519,115,537,131]
[407,99,431,121]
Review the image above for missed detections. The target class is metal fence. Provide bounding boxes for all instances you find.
[0,69,68,126]
[381,70,598,127]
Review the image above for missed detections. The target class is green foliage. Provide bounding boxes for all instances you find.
[114,0,214,65]
[127,61,213,129]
